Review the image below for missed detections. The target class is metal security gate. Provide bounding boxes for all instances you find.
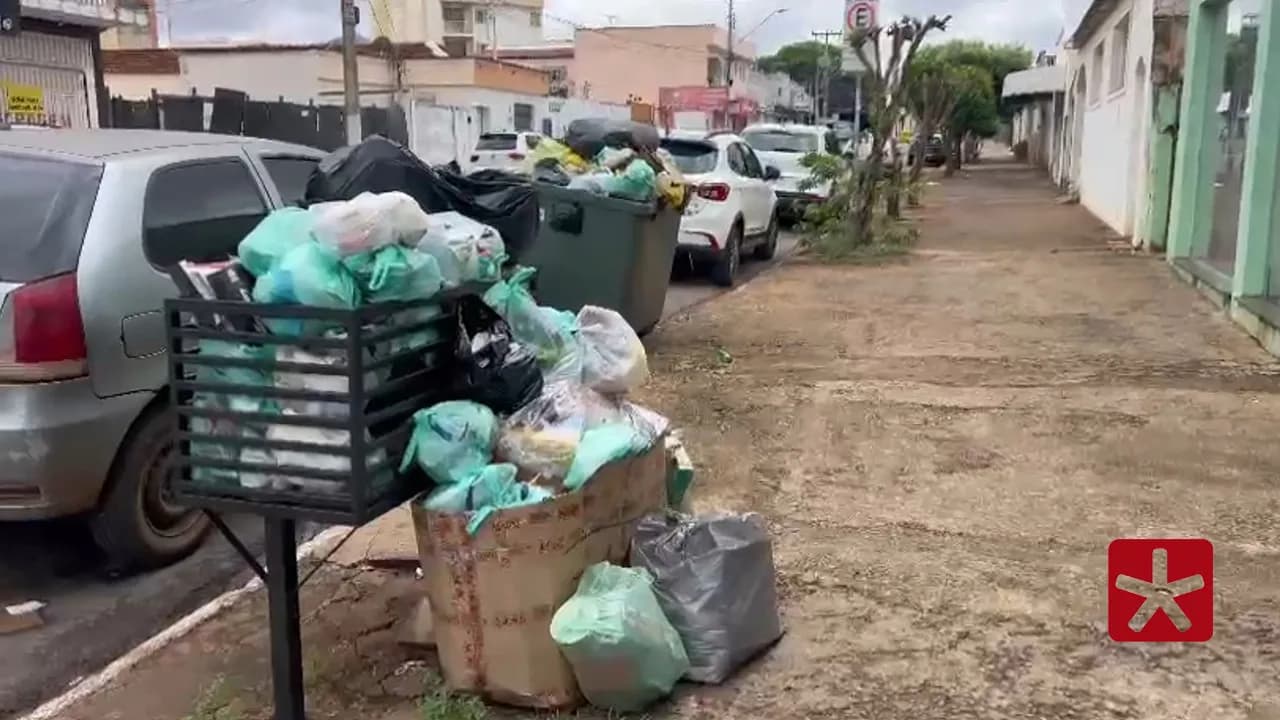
[0,30,95,128]
[0,62,90,128]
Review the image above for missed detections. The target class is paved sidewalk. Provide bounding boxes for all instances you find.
[56,160,1280,719]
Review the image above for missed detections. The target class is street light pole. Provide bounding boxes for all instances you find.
[340,0,362,145]
[725,0,735,87]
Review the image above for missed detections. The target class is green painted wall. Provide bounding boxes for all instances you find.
[1144,85,1180,251]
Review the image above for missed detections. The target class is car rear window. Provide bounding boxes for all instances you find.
[0,153,104,283]
[742,130,821,154]
[476,134,518,151]
[659,140,718,175]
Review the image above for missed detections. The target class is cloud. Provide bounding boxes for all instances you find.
[164,0,1070,54]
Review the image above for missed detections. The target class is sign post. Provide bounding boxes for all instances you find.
[842,0,878,73]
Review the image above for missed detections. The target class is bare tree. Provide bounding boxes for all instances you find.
[846,15,951,240]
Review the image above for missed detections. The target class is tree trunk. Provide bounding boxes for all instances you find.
[945,130,961,177]
[907,121,934,207]
[885,142,903,219]
[850,138,886,245]
[964,134,980,164]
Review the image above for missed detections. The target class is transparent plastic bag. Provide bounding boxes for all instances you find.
[578,305,648,395]
[550,563,689,712]
[309,191,430,256]
[495,381,620,484]
[416,211,506,286]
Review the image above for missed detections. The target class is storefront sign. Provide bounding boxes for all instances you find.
[3,82,46,117]
[659,86,731,113]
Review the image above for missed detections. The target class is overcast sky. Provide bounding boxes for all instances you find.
[161,0,1097,55]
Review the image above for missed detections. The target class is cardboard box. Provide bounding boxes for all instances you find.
[411,442,667,709]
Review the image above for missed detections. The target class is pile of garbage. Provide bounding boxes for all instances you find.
[529,118,688,210]
[166,132,779,714]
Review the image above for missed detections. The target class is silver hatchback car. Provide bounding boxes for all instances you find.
[0,129,324,570]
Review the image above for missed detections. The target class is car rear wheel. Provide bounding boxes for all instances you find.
[91,404,210,572]
[754,213,780,261]
[710,225,742,287]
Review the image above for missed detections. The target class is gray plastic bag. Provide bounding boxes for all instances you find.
[630,512,783,684]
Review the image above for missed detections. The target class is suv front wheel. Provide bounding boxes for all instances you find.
[91,404,210,572]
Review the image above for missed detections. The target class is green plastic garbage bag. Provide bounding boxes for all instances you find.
[421,463,555,535]
[563,422,653,491]
[550,563,690,712]
[400,401,499,486]
[252,241,361,310]
[343,245,445,303]
[238,208,315,277]
[483,267,582,385]
[604,158,657,202]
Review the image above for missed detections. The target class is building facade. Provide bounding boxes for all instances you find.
[1003,61,1068,176]
[1061,0,1159,240]
[1164,0,1279,353]
[377,0,545,57]
[2,0,149,128]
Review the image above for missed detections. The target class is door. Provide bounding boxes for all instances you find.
[82,152,273,398]
[727,143,770,232]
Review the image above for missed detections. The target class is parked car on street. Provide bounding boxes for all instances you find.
[0,128,324,571]
[660,133,780,287]
[921,133,948,167]
[468,131,542,174]
[741,124,839,224]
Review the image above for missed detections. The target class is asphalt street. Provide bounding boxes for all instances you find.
[0,230,800,719]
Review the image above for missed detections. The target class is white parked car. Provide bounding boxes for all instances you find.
[741,124,841,223]
[660,133,780,287]
[468,131,543,174]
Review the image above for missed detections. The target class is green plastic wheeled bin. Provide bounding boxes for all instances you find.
[524,184,680,335]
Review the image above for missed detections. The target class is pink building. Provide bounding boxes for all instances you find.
[498,24,755,107]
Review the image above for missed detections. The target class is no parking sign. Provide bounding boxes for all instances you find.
[845,0,877,34]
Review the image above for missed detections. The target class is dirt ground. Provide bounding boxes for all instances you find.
[53,159,1280,720]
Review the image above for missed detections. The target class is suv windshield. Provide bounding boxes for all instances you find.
[0,153,104,283]
[743,130,821,154]
[660,140,719,175]
[476,134,518,151]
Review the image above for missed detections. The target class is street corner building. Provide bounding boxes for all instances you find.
[0,0,150,129]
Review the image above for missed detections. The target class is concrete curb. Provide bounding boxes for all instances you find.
[16,525,353,720]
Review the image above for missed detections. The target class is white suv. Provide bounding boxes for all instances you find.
[468,131,543,174]
[660,133,780,287]
[741,124,840,224]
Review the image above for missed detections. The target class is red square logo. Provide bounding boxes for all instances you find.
[1108,538,1214,643]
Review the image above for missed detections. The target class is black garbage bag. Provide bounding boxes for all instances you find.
[532,159,572,187]
[452,295,543,415]
[630,512,784,684]
[565,118,661,160]
[304,135,540,262]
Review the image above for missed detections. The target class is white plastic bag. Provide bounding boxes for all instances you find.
[578,305,648,394]
[309,191,430,256]
[416,211,506,285]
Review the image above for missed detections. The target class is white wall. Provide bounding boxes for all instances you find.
[108,51,398,106]
[1072,0,1155,236]
[409,93,629,168]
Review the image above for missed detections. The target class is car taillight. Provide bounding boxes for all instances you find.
[696,183,731,202]
[4,273,88,381]
[508,152,526,160]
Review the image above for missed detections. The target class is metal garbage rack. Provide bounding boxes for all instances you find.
[165,293,463,720]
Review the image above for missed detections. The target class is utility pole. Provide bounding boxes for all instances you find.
[725,0,736,87]
[488,0,498,61]
[340,0,362,145]
[811,30,842,122]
